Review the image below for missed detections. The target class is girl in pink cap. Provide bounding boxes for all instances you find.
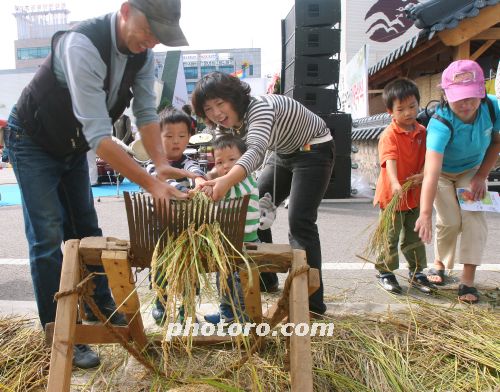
[415,59,500,304]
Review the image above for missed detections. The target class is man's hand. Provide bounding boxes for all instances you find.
[154,163,196,182]
[148,181,188,202]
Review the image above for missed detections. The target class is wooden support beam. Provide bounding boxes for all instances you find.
[263,268,321,322]
[244,242,293,272]
[46,323,132,346]
[454,41,470,60]
[472,27,500,41]
[240,267,263,323]
[289,249,313,392]
[438,4,500,46]
[471,40,496,61]
[47,240,81,392]
[79,236,129,266]
[101,250,148,350]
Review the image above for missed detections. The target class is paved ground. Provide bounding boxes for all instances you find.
[1,167,499,325]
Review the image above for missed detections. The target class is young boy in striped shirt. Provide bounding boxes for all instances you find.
[203,134,260,324]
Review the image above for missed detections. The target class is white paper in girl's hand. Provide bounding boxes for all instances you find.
[456,188,500,212]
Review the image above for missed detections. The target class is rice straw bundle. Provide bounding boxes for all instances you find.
[0,316,50,391]
[365,179,415,260]
[150,193,253,367]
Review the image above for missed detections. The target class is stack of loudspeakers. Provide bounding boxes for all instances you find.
[282,0,353,199]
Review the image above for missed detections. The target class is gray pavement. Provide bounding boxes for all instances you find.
[1,167,499,322]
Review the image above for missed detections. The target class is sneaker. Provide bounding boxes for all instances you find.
[85,298,127,326]
[408,272,437,295]
[73,344,100,369]
[377,273,402,294]
[204,307,235,325]
[152,301,166,325]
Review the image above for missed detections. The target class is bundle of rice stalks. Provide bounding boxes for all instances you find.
[364,179,415,259]
[0,316,50,391]
[151,193,253,367]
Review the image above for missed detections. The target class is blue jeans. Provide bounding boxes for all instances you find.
[258,140,335,314]
[5,107,111,327]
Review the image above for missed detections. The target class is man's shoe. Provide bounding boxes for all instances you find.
[152,303,166,325]
[377,273,402,294]
[73,344,100,369]
[204,308,235,325]
[85,298,127,326]
[408,272,437,295]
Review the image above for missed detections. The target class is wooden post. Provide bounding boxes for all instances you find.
[240,267,263,323]
[454,41,470,60]
[47,240,81,392]
[101,250,148,350]
[288,249,313,392]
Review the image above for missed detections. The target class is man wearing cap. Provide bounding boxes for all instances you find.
[4,0,189,368]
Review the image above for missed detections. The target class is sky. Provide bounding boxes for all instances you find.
[0,0,294,75]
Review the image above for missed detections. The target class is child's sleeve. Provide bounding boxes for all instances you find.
[184,158,206,178]
[378,129,398,168]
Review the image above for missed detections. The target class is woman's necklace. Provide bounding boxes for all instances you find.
[233,122,244,135]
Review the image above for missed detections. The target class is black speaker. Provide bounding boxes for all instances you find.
[285,27,341,59]
[285,0,341,31]
[320,113,352,157]
[324,156,351,199]
[284,57,339,92]
[284,86,337,114]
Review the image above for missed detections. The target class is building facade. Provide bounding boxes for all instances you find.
[154,48,261,97]
[13,4,71,69]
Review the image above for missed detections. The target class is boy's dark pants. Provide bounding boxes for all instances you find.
[375,207,427,273]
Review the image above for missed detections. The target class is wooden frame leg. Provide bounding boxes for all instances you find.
[289,249,313,392]
[101,250,148,350]
[47,240,81,392]
[240,267,262,323]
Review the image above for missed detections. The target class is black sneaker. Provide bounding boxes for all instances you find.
[85,298,127,326]
[377,273,402,294]
[260,272,279,293]
[408,272,437,295]
[73,344,100,369]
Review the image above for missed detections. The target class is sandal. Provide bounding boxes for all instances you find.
[457,284,480,304]
[426,268,446,285]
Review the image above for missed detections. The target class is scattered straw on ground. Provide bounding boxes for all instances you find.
[3,299,499,391]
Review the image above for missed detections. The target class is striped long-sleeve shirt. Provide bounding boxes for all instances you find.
[147,154,205,191]
[224,175,260,242]
[236,94,331,174]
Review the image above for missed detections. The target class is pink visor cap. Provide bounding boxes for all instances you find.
[440,60,485,103]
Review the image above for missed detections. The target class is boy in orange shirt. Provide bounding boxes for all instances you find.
[373,78,435,294]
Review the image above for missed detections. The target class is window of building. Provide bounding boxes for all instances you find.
[184,66,198,79]
[16,46,51,61]
[200,65,216,76]
[219,65,235,74]
[186,82,197,94]
[249,65,254,76]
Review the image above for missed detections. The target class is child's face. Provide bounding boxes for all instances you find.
[161,122,190,160]
[448,97,481,124]
[214,146,242,176]
[389,96,419,131]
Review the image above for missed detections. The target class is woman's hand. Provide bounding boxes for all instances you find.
[414,213,432,243]
[469,173,487,201]
[201,176,232,201]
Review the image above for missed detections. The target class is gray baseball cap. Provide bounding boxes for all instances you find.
[129,0,188,46]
